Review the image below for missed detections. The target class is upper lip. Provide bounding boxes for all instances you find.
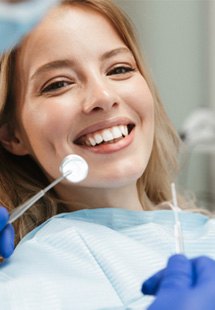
[73,117,135,143]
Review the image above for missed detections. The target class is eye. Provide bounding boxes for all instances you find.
[41,80,72,94]
[107,66,135,76]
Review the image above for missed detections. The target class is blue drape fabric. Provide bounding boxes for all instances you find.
[0,208,214,309]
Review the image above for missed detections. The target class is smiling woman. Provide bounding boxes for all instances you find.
[1,0,214,308]
[0,0,179,241]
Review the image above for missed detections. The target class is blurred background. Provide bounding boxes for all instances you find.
[115,0,215,211]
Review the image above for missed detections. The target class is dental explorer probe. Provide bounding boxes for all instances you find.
[170,183,184,254]
[8,154,88,224]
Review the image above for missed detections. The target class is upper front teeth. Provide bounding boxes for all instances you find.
[85,125,128,146]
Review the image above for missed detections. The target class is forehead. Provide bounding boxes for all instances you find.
[12,4,133,106]
[16,5,126,74]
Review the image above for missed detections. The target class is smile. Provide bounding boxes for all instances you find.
[75,124,135,147]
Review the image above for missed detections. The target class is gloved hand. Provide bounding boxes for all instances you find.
[0,0,60,53]
[142,254,215,310]
[0,206,15,258]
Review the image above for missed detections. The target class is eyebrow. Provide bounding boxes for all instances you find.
[100,47,132,61]
[30,59,74,81]
[30,47,132,81]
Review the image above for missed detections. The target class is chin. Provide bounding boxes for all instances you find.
[91,168,145,188]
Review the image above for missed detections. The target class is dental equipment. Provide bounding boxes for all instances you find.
[170,183,184,254]
[180,107,215,153]
[8,154,88,224]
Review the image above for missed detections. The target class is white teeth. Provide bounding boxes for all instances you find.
[111,126,122,139]
[120,125,128,136]
[89,137,96,146]
[85,140,91,146]
[119,125,125,136]
[103,129,114,142]
[84,124,130,146]
[94,133,103,144]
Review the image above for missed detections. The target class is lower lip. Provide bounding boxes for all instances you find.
[79,128,135,154]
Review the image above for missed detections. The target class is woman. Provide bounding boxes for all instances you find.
[0,0,215,309]
[0,0,180,245]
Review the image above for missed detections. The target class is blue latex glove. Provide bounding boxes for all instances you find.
[0,0,59,53]
[142,254,215,310]
[0,206,14,258]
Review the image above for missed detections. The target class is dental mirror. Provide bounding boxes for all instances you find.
[60,154,88,183]
[8,154,88,224]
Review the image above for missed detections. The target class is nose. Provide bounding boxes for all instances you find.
[82,77,119,114]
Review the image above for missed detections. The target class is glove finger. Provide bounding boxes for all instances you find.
[159,254,192,291]
[0,224,15,258]
[192,256,215,285]
[0,206,9,231]
[142,269,165,295]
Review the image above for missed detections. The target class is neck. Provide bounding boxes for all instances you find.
[56,183,143,212]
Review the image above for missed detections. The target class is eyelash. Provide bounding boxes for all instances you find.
[41,80,72,94]
[40,66,135,94]
[107,65,135,76]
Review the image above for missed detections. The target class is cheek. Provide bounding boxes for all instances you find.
[20,100,74,140]
[22,110,56,141]
[119,75,154,115]
[128,78,155,152]
[125,85,154,136]
[133,78,154,114]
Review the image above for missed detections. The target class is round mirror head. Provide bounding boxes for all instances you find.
[60,154,88,183]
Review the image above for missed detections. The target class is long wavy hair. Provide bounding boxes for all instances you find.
[0,0,184,243]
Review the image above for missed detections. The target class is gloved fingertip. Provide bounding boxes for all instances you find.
[168,254,187,264]
[0,224,15,258]
[141,281,154,295]
[0,205,8,213]
[159,254,192,290]
[193,256,215,284]
[141,269,165,295]
[6,224,15,258]
[0,206,9,231]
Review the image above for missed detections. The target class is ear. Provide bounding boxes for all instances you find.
[0,123,29,156]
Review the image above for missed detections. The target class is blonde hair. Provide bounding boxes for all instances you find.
[0,0,184,243]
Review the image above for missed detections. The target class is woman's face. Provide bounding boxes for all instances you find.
[13,5,154,194]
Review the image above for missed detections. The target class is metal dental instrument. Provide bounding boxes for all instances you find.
[170,183,184,254]
[8,154,88,224]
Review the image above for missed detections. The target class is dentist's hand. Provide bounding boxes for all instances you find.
[0,0,59,53]
[0,206,14,258]
[142,254,215,310]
